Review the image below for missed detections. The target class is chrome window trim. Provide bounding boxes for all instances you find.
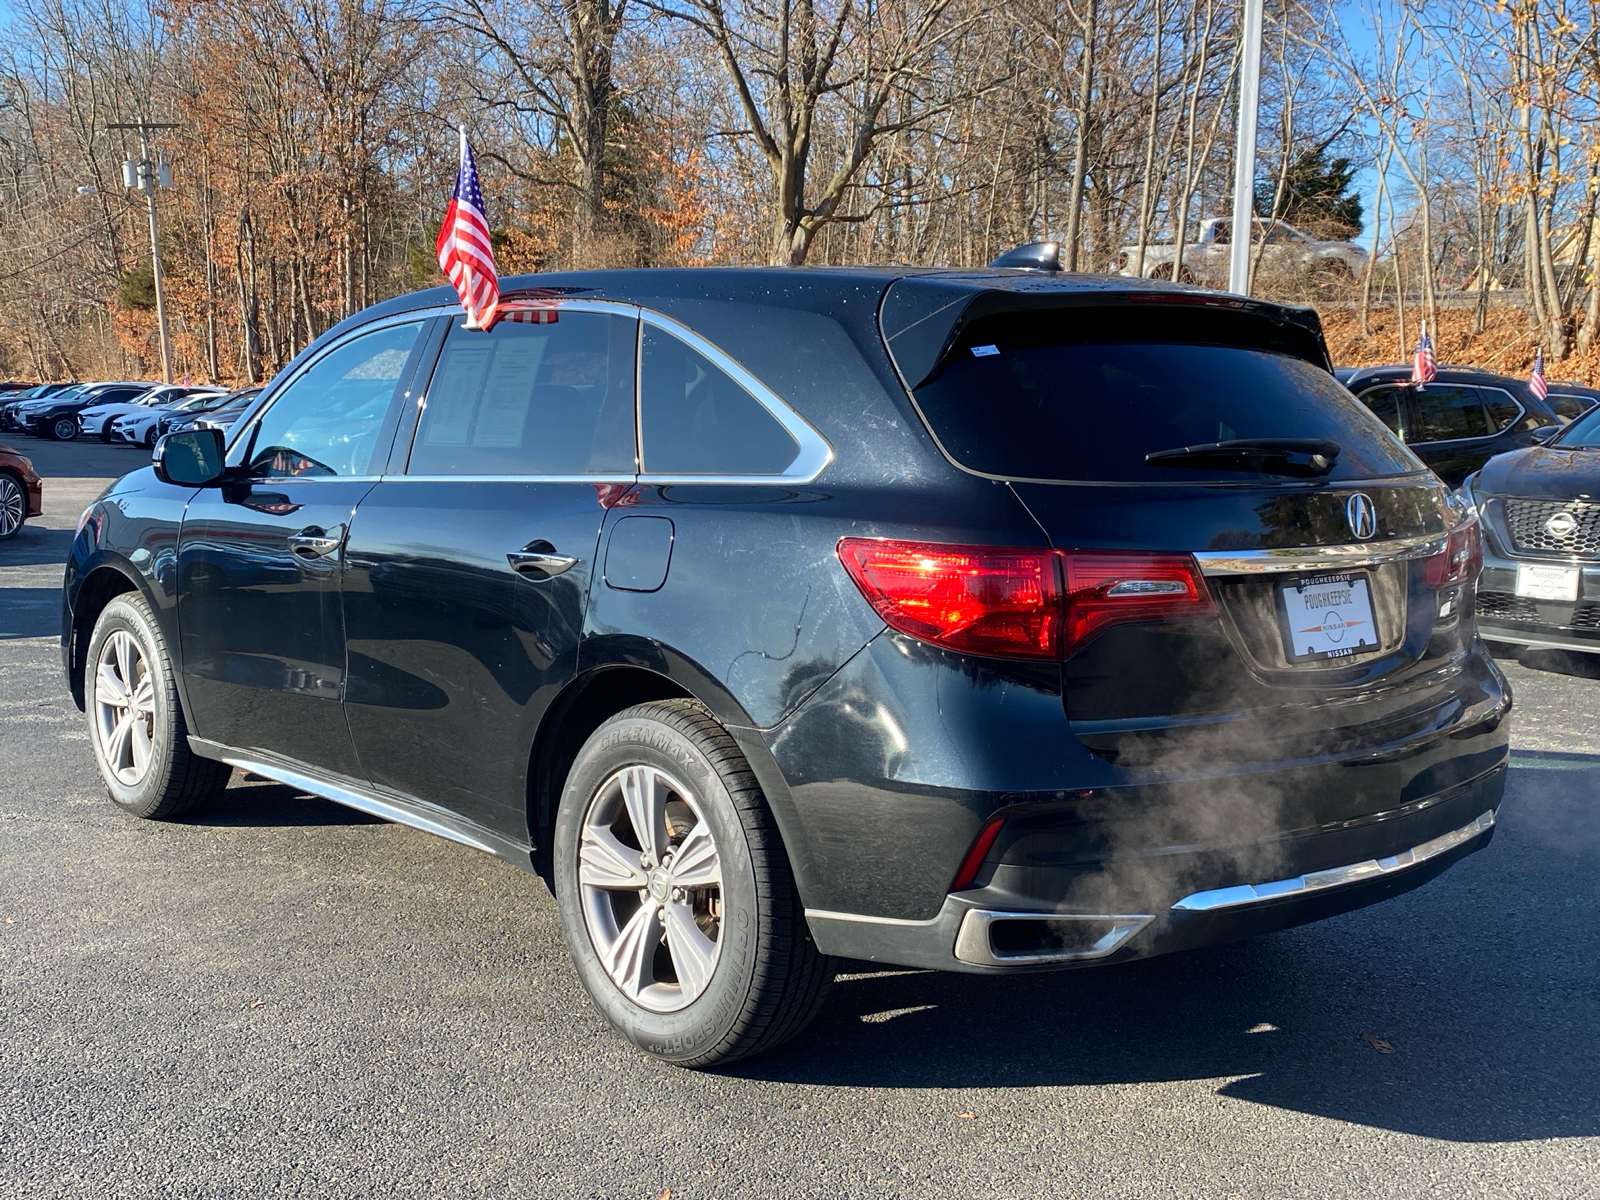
[638,309,833,484]
[226,309,440,466]
[387,474,637,485]
[1195,530,1447,576]
[1172,809,1495,912]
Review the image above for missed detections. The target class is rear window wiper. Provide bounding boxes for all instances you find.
[1145,438,1341,477]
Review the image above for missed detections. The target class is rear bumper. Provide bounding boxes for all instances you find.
[809,769,1504,973]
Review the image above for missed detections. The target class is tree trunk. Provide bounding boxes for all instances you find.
[1064,0,1097,271]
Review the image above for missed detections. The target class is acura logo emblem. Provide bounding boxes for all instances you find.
[1346,493,1378,541]
[1546,511,1578,539]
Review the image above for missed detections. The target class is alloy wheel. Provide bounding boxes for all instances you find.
[93,630,157,786]
[53,417,76,440]
[577,763,723,1013]
[0,475,22,538]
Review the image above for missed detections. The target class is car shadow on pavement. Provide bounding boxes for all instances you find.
[0,587,60,638]
[0,522,76,567]
[1512,647,1600,680]
[180,775,386,828]
[733,755,1600,1145]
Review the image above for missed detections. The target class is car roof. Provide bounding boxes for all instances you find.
[1337,363,1529,390]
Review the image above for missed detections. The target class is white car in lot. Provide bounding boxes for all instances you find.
[76,384,210,442]
[110,390,227,447]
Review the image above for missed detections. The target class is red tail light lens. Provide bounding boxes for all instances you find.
[836,539,1216,660]
[836,539,1063,658]
[950,816,1006,891]
[1424,517,1482,587]
[1060,552,1217,651]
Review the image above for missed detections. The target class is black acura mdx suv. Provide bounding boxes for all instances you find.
[63,269,1510,1066]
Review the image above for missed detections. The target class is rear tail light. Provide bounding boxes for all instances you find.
[836,539,1063,659]
[1424,517,1481,587]
[836,539,1216,660]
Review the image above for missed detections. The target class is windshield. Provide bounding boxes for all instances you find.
[913,311,1423,483]
[1554,406,1600,448]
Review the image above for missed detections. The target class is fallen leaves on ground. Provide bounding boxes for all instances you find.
[653,1190,672,1200]
[956,1112,977,1119]
[249,999,264,1010]
[1358,1032,1396,1054]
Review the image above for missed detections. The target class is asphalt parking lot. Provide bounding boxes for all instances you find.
[2,436,1598,1199]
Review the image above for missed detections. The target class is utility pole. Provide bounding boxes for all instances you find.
[1227,0,1264,296]
[108,121,179,384]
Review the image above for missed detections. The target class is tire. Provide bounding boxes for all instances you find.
[51,416,77,441]
[553,699,834,1068]
[144,425,158,448]
[0,471,24,540]
[85,592,230,819]
[100,418,116,442]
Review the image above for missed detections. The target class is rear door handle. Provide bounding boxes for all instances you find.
[507,550,578,578]
[288,525,344,560]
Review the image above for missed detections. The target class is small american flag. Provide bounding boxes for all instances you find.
[1529,348,1548,402]
[436,127,498,328]
[1412,324,1436,387]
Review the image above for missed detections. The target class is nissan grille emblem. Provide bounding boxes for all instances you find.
[1546,510,1579,540]
[1346,493,1378,541]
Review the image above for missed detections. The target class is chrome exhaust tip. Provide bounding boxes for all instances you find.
[953,911,1153,967]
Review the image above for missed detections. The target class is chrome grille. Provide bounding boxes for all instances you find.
[1502,498,1600,555]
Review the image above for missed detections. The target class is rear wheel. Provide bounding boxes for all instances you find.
[86,593,230,818]
[51,416,77,441]
[553,699,834,1067]
[0,471,24,540]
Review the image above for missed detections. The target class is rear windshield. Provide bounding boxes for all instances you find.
[913,311,1422,482]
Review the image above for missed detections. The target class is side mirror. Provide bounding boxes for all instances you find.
[1531,425,1558,442]
[153,427,226,487]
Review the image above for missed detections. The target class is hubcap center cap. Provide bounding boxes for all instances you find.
[646,869,671,904]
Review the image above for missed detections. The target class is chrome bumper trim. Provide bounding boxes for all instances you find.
[952,911,1154,967]
[1172,809,1496,913]
[1195,531,1446,576]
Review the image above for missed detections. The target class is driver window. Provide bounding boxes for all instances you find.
[246,321,423,478]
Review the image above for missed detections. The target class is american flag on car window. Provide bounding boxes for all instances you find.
[1529,348,1548,402]
[1411,324,1436,387]
[436,127,499,328]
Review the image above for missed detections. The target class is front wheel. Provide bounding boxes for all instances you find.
[85,593,231,818]
[100,418,116,441]
[0,471,24,540]
[144,425,158,448]
[553,699,834,1067]
[51,416,77,441]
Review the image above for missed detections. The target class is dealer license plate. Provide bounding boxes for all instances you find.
[1279,573,1380,662]
[1515,563,1579,601]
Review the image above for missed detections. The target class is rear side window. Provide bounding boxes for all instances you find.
[1411,385,1490,442]
[1358,386,1404,436]
[639,325,800,475]
[409,312,637,476]
[1547,394,1587,421]
[912,312,1419,482]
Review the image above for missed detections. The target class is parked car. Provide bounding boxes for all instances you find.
[78,385,221,442]
[110,390,231,447]
[19,382,152,440]
[1114,217,1368,285]
[162,388,262,439]
[0,440,43,539]
[1542,380,1600,422]
[0,383,80,433]
[1337,364,1563,486]
[1465,403,1600,653]
[63,267,1508,1068]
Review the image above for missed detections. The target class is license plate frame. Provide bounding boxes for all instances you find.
[1276,572,1381,663]
[1514,563,1579,602]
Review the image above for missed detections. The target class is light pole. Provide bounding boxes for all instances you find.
[1227,0,1264,296]
[108,121,178,384]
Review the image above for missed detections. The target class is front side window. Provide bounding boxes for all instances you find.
[408,312,636,476]
[247,321,423,478]
[639,325,799,475]
[1410,385,1490,443]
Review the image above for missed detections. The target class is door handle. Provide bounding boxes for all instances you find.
[288,525,344,560]
[507,549,578,578]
